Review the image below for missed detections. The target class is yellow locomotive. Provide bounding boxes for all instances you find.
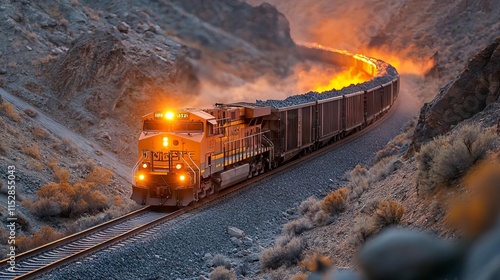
[131,103,274,206]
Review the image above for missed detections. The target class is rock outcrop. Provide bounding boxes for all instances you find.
[412,37,500,148]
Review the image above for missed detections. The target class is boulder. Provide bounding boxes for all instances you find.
[412,37,500,149]
[358,228,463,280]
[227,226,245,238]
[117,22,129,33]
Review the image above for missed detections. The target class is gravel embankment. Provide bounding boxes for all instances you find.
[40,83,416,280]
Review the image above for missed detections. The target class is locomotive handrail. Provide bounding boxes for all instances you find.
[131,155,145,185]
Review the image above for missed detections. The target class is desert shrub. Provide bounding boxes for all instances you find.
[85,166,112,187]
[353,216,380,244]
[348,165,370,199]
[299,196,321,215]
[24,108,38,118]
[321,187,349,215]
[16,212,30,232]
[283,217,313,235]
[16,226,63,253]
[312,209,330,226]
[373,199,405,228]
[26,181,108,218]
[48,160,70,183]
[0,102,22,123]
[65,198,139,234]
[32,125,47,139]
[28,159,45,171]
[369,156,400,182]
[446,158,500,238]
[212,254,231,269]
[261,237,303,269]
[361,198,381,214]
[417,125,498,194]
[22,145,41,159]
[353,199,405,244]
[301,253,332,273]
[210,266,236,280]
[276,233,294,247]
[62,137,78,154]
[297,196,329,226]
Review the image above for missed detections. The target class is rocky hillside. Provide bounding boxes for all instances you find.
[0,0,301,167]
[412,37,500,148]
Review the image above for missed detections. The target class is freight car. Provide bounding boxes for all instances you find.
[131,47,400,206]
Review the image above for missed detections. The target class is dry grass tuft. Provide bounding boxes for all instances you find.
[32,125,47,139]
[210,266,236,280]
[25,181,109,218]
[354,199,405,244]
[0,102,22,123]
[85,166,112,187]
[28,159,45,171]
[283,217,313,235]
[22,145,41,159]
[373,199,405,228]
[212,254,231,270]
[38,54,58,64]
[260,237,303,270]
[48,160,70,183]
[301,252,333,273]
[16,226,63,253]
[417,124,498,195]
[321,187,349,215]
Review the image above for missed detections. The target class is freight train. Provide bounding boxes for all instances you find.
[131,46,400,206]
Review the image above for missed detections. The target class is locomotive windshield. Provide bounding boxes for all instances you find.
[143,120,169,132]
[172,122,203,133]
[142,120,203,133]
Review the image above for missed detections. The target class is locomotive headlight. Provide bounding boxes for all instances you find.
[179,175,186,181]
[163,137,169,147]
[142,163,148,169]
[175,163,182,170]
[165,111,174,120]
[138,174,145,181]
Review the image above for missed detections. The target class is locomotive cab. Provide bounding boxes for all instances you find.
[132,109,207,206]
[132,104,274,206]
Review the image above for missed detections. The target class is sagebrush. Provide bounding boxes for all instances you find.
[260,237,303,269]
[417,124,498,194]
[209,266,236,280]
[321,187,349,215]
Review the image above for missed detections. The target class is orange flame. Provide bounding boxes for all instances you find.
[298,43,377,92]
[313,66,370,93]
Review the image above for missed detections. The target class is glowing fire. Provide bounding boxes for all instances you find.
[312,66,370,93]
[300,44,377,92]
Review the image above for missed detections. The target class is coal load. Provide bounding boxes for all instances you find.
[256,53,399,109]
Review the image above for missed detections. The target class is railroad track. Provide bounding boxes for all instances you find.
[0,207,169,279]
[0,94,399,279]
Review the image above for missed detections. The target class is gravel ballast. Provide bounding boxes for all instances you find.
[40,83,416,280]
